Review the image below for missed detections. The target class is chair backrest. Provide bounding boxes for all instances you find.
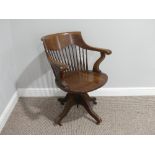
[41,32,88,72]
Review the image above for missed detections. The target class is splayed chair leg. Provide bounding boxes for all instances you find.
[81,94,102,124]
[57,93,70,105]
[55,96,74,126]
[85,93,97,104]
[55,93,101,126]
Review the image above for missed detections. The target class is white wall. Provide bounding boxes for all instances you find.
[0,20,17,115]
[10,19,155,89]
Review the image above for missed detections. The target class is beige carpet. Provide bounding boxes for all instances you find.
[1,96,155,135]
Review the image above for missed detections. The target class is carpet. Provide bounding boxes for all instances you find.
[1,96,155,135]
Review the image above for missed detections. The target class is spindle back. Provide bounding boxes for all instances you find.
[41,32,89,72]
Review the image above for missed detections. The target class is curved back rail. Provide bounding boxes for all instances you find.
[41,31,111,79]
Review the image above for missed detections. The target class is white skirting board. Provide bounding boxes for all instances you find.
[18,87,155,97]
[0,92,18,133]
[1,87,155,133]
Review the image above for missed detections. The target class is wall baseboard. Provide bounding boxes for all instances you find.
[18,88,66,97]
[0,92,18,133]
[18,87,155,97]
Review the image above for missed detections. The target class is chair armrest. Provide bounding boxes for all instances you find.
[84,44,112,55]
[47,55,69,79]
[47,55,69,71]
[86,45,112,72]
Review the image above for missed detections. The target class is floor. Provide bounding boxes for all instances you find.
[1,96,155,135]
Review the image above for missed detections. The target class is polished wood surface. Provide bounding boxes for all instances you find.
[57,71,108,93]
[41,31,112,125]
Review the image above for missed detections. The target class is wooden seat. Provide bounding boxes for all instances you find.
[41,31,112,126]
[58,71,108,93]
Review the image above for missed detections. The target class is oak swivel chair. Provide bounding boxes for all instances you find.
[41,32,112,126]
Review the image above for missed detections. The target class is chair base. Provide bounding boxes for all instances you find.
[55,93,102,126]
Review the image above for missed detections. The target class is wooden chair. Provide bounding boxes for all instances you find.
[41,32,112,126]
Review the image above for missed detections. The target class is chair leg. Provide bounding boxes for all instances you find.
[81,94,102,124]
[91,97,97,104]
[57,93,70,105]
[55,93,101,126]
[55,97,74,126]
[84,94,97,104]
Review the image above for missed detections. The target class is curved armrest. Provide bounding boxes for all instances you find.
[47,55,69,79]
[87,45,112,72]
[82,42,112,72]
[84,44,112,55]
[47,55,68,71]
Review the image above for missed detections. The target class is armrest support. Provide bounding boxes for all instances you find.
[84,45,111,72]
[93,52,105,73]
